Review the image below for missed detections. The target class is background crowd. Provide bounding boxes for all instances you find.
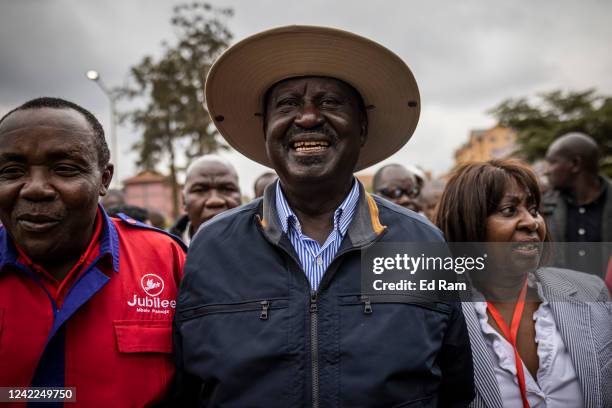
[100,132,612,287]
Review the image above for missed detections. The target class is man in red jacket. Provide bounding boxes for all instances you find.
[0,97,186,407]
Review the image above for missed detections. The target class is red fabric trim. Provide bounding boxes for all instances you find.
[487,280,531,408]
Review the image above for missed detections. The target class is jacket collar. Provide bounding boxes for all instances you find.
[258,179,386,248]
[0,204,120,274]
[535,267,578,299]
[534,267,602,407]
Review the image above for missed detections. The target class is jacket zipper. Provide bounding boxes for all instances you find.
[362,295,373,314]
[178,299,288,321]
[310,290,319,408]
[260,300,270,320]
[256,216,388,408]
[341,294,452,315]
[307,231,387,407]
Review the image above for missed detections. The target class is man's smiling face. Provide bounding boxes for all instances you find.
[0,107,112,264]
[264,76,367,188]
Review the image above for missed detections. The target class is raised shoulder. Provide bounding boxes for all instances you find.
[537,267,610,301]
[113,213,187,252]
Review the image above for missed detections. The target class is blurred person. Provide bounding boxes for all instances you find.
[419,178,446,221]
[372,163,422,212]
[0,97,186,407]
[107,204,149,224]
[436,159,611,408]
[170,155,241,244]
[406,163,426,191]
[100,188,125,210]
[253,171,277,198]
[538,174,551,196]
[147,208,166,230]
[174,25,474,407]
[542,132,611,276]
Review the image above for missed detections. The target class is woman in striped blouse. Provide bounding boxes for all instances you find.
[435,159,611,408]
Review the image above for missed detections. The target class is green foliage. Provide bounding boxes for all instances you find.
[116,2,233,216]
[488,89,612,176]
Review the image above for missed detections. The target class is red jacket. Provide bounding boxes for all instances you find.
[0,208,186,407]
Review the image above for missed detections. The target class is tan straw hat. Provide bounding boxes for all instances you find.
[205,25,420,171]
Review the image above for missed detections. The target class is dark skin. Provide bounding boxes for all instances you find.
[253,173,277,198]
[0,108,113,281]
[264,77,367,245]
[374,165,421,212]
[182,159,241,234]
[545,132,602,205]
[481,180,547,379]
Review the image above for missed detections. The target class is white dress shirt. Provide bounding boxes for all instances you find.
[473,279,584,407]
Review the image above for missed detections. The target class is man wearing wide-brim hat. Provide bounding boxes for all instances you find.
[174,25,475,407]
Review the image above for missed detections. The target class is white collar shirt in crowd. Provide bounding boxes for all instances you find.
[275,179,360,291]
[473,276,584,407]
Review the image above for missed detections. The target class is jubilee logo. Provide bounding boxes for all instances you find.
[141,274,164,297]
[127,273,176,313]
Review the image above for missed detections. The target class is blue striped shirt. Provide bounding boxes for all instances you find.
[275,179,360,291]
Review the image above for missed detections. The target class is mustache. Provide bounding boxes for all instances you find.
[13,204,66,220]
[284,124,338,146]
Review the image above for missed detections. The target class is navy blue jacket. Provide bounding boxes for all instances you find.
[174,183,475,407]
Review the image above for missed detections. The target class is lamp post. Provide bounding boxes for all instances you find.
[86,69,119,188]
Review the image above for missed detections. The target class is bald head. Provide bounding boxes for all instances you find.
[547,132,599,173]
[545,132,600,191]
[372,164,421,212]
[185,155,238,182]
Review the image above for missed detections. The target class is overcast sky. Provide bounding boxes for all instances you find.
[2,0,611,195]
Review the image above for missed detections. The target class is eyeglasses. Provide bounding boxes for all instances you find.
[377,186,420,199]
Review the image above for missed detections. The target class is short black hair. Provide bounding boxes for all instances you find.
[0,97,110,168]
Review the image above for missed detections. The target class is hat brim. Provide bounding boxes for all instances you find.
[205,25,420,172]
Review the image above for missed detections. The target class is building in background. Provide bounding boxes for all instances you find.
[454,125,516,166]
[122,170,182,223]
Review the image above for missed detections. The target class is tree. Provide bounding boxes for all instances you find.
[488,89,612,176]
[117,2,233,217]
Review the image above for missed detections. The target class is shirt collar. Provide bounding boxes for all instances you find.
[562,176,608,206]
[0,204,119,274]
[275,178,360,239]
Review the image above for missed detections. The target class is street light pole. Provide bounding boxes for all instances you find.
[86,70,119,188]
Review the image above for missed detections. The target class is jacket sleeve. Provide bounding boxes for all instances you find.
[436,302,475,407]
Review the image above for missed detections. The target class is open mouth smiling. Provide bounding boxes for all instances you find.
[291,140,330,153]
[511,239,542,257]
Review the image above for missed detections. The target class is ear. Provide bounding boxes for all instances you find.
[570,155,582,173]
[181,192,187,211]
[99,164,114,196]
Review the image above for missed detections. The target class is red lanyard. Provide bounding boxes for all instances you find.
[487,280,530,408]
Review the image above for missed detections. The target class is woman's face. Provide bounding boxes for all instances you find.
[484,179,546,274]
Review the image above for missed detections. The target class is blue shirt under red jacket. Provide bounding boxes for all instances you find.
[0,206,186,407]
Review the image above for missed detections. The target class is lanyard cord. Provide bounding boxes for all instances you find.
[487,280,530,408]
